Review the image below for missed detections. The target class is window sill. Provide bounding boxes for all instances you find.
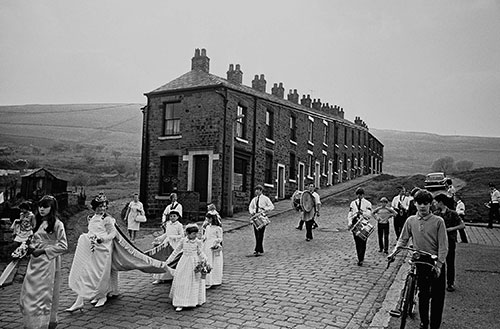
[158,135,182,140]
[236,137,249,144]
[265,138,275,144]
[288,179,297,183]
[289,140,297,145]
[264,183,274,188]
[308,141,314,146]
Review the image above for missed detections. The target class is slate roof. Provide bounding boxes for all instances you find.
[146,69,362,129]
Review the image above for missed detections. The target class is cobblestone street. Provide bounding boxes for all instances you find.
[1,177,406,328]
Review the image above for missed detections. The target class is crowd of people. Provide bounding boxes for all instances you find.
[4,177,499,329]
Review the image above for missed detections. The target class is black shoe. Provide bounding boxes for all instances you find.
[384,250,388,254]
[379,249,383,252]
[357,261,363,266]
[447,285,455,292]
[312,224,318,229]
[306,238,311,241]
[295,227,302,230]
[419,323,428,329]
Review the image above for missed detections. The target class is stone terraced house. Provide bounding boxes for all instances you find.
[140,48,383,222]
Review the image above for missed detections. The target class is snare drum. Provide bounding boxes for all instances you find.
[350,218,375,241]
[250,212,270,230]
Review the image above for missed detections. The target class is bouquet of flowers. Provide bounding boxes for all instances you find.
[194,259,212,279]
[88,234,102,253]
[11,241,30,259]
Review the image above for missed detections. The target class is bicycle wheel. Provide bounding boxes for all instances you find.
[400,274,416,329]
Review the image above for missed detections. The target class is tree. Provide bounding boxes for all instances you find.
[431,156,456,174]
[456,160,474,172]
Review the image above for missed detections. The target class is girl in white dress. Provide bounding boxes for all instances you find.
[125,193,144,242]
[151,210,184,284]
[203,209,223,288]
[166,224,207,312]
[66,193,118,311]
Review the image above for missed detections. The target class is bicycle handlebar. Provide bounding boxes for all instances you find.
[386,246,437,269]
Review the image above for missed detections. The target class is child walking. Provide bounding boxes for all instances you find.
[10,201,36,247]
[372,197,397,253]
[166,224,207,312]
[151,210,184,284]
[203,205,223,288]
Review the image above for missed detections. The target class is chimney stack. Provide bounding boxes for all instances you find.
[312,98,322,110]
[271,82,285,99]
[227,64,243,84]
[287,89,299,104]
[300,94,312,108]
[191,48,210,73]
[252,74,267,93]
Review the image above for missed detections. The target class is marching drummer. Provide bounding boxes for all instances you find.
[347,188,373,266]
[295,183,321,241]
[248,185,275,256]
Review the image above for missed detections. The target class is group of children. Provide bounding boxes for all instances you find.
[152,203,224,312]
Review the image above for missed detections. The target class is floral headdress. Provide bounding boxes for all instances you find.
[90,192,109,210]
[185,223,199,234]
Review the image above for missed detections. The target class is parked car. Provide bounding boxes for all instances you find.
[424,172,447,190]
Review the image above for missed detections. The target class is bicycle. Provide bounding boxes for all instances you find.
[387,246,438,329]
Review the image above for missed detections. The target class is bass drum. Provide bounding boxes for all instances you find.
[291,190,303,211]
[300,190,315,213]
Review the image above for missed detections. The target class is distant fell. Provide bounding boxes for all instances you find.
[1,104,499,176]
[371,128,500,176]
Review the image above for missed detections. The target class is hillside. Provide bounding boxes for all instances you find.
[370,128,500,176]
[0,103,143,154]
[1,104,499,178]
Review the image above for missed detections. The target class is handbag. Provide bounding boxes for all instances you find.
[135,214,147,223]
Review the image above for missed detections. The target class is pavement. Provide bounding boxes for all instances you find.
[1,175,499,329]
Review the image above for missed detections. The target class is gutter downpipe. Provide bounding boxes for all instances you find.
[250,95,258,197]
[216,88,229,216]
[139,98,150,213]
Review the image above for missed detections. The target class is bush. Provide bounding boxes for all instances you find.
[456,160,474,172]
[431,156,456,174]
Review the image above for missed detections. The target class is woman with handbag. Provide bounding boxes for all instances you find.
[124,192,145,242]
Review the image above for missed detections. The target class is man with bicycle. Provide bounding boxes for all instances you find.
[388,190,448,329]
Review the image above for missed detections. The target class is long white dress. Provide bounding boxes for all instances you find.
[127,200,144,231]
[20,219,68,329]
[152,220,184,281]
[166,237,206,308]
[68,214,119,300]
[203,224,223,286]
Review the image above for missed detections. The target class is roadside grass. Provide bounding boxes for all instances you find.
[325,169,500,224]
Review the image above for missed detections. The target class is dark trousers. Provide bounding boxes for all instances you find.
[305,220,314,240]
[446,239,456,286]
[489,203,499,228]
[297,219,317,229]
[353,233,367,262]
[417,263,446,329]
[253,226,266,253]
[377,223,389,252]
[393,214,407,240]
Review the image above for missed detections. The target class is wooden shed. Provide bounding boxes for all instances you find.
[21,168,68,201]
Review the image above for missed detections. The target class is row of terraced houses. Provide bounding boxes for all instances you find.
[139,48,383,221]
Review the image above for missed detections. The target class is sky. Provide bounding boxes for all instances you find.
[1,0,499,137]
